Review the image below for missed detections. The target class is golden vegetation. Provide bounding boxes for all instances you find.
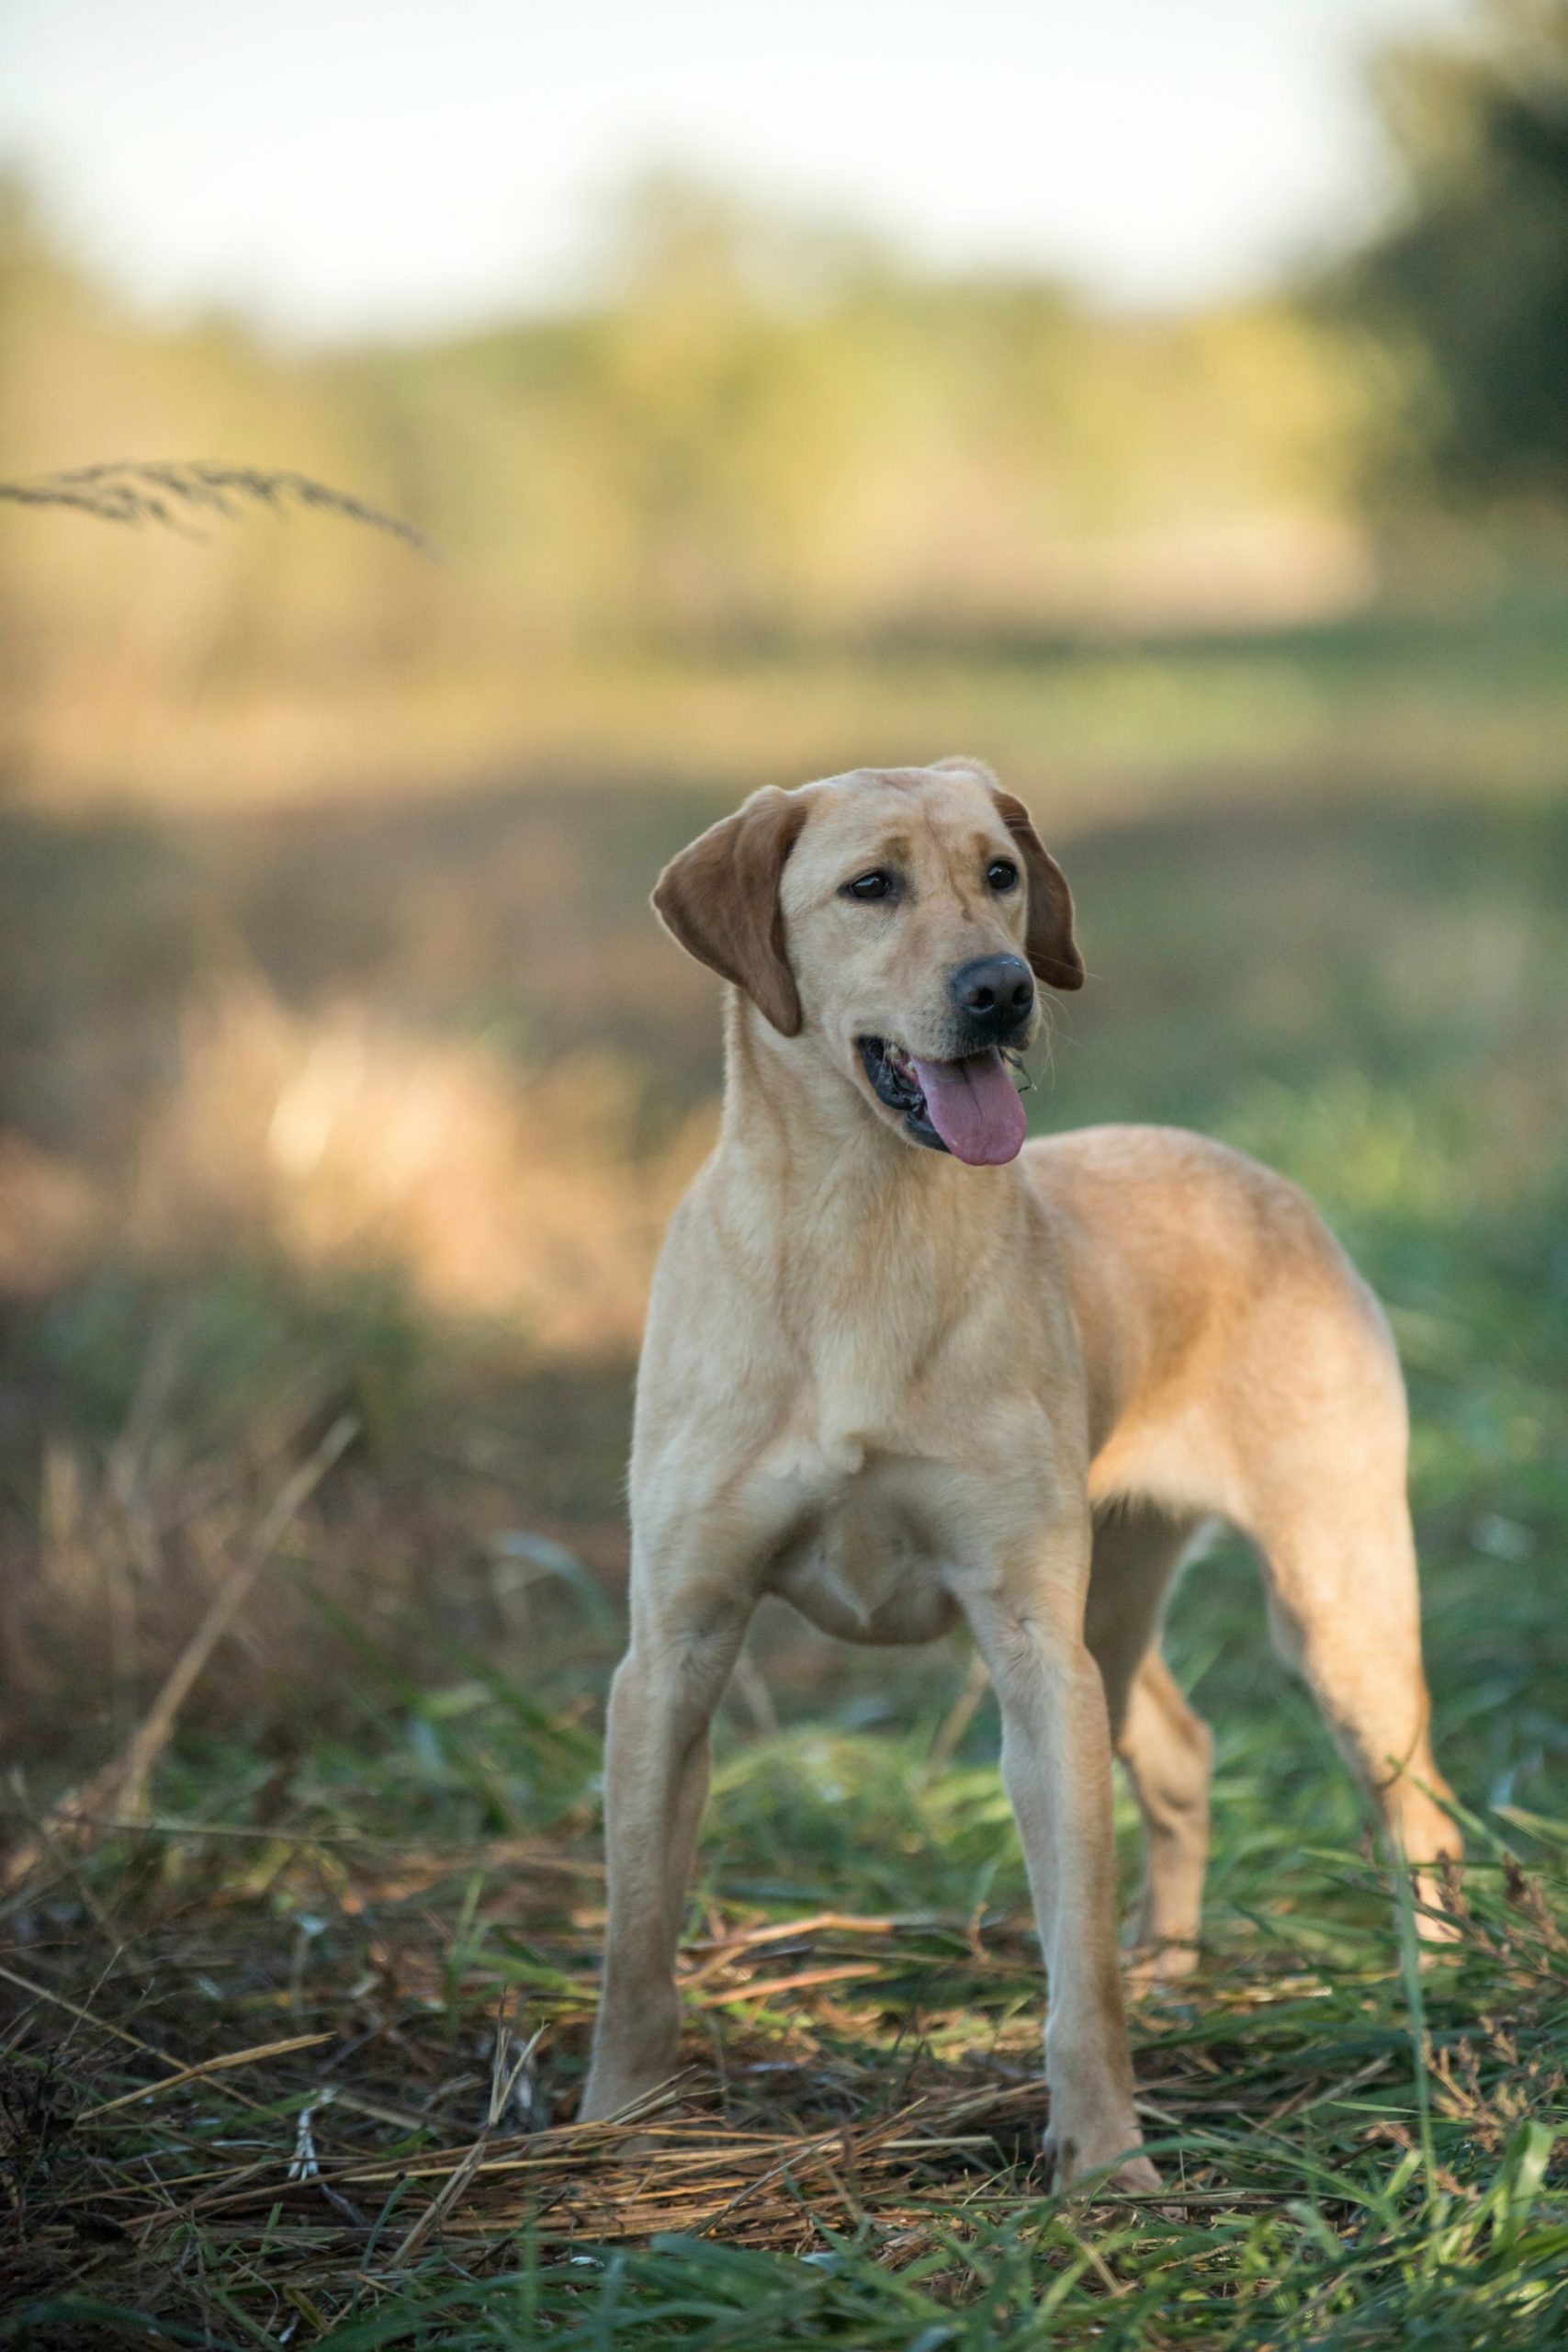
[0,174,1374,807]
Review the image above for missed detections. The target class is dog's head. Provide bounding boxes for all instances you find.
[653,758,1082,1166]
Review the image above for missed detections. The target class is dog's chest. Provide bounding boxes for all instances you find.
[756,1403,966,1645]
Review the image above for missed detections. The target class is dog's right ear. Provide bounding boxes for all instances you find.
[652,786,809,1036]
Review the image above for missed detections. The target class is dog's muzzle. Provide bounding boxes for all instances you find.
[856,1035,1030,1165]
[859,1036,949,1151]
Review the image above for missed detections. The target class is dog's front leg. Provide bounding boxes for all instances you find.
[961,1526,1159,2195]
[579,1584,752,2122]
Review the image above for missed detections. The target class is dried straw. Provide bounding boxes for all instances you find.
[0,459,430,550]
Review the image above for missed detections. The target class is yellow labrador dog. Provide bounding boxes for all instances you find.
[580,757,1459,2189]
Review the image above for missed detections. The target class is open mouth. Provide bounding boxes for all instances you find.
[856,1037,1029,1167]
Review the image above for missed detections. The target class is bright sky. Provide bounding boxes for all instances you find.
[0,0,1468,340]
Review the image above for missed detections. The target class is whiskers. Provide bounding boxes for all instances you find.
[1004,996,1058,1095]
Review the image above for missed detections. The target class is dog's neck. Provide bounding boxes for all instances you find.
[717,991,1021,1252]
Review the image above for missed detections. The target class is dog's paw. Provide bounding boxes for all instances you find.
[1413,1876,1466,1963]
[1123,1938,1200,1992]
[1043,2123,1160,2198]
[574,2095,665,2166]
[575,2069,670,2130]
[1107,2151,1163,2195]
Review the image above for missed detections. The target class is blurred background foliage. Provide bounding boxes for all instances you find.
[0,0,1564,1762]
[1,8,1565,810]
[0,164,1363,674]
[1338,0,1568,509]
[0,12,1566,2335]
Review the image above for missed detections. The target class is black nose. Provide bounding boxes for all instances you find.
[949,953,1034,1039]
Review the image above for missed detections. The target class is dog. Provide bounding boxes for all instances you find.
[579,757,1460,2190]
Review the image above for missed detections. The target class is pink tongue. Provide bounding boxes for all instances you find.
[909,1049,1027,1166]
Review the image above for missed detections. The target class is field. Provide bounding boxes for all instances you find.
[1,614,1566,2346]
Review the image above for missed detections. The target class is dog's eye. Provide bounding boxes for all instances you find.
[987,857,1019,892]
[842,869,894,902]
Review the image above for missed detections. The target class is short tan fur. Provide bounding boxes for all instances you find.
[581,758,1459,2192]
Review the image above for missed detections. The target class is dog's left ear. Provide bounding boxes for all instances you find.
[992,788,1084,992]
[652,786,809,1035]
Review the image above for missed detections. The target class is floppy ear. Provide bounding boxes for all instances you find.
[652,786,809,1035]
[991,788,1084,992]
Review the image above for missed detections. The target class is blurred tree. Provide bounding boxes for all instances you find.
[1341,0,1568,503]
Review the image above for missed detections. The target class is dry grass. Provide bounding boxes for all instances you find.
[133,981,710,1353]
[1,1687,1563,2346]
[0,461,429,552]
[0,1106,1563,2342]
[0,769,1564,2343]
[0,978,709,1355]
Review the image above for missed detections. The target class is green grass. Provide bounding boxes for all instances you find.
[2,1513,1564,2347]
[2,732,1567,2342]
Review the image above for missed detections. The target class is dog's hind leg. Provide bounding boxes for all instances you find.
[1085,1506,1213,1979]
[1250,1480,1461,1939]
[1227,1286,1462,1939]
[580,1580,753,2123]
